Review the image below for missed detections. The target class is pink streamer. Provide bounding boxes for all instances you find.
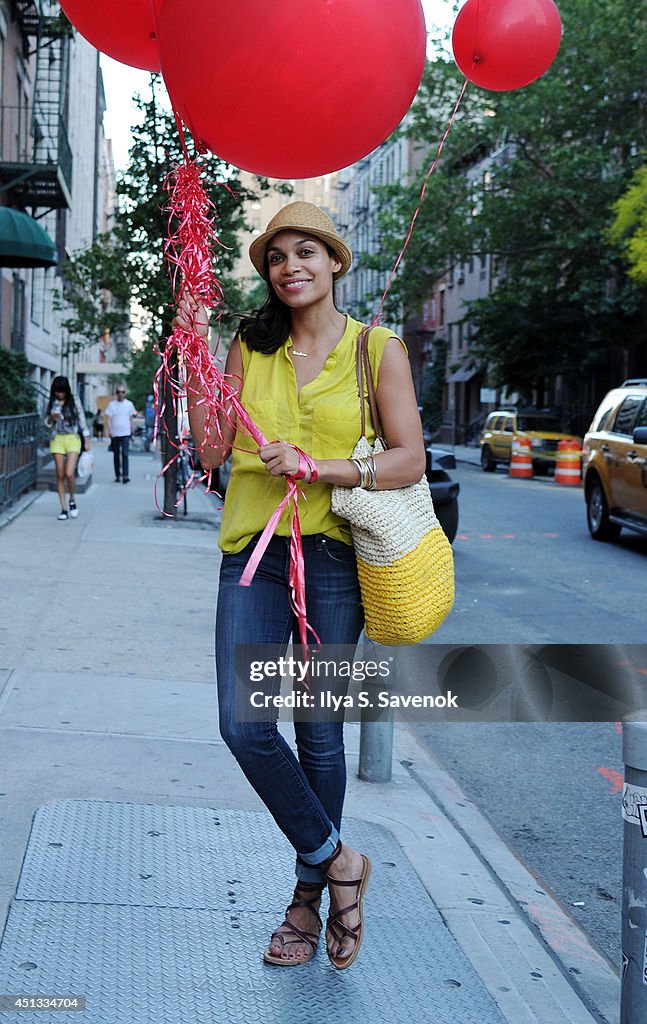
[157,155,319,654]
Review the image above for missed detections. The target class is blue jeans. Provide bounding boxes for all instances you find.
[215,533,364,882]
[112,435,130,479]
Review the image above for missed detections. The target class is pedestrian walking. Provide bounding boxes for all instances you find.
[180,202,426,970]
[105,386,136,482]
[44,376,91,521]
[93,409,104,441]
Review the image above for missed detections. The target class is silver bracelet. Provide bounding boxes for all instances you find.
[365,455,377,490]
[350,457,364,487]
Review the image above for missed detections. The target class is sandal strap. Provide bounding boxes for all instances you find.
[270,920,319,952]
[327,917,360,943]
[317,839,342,875]
[286,898,322,928]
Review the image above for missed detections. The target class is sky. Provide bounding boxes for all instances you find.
[100,0,458,172]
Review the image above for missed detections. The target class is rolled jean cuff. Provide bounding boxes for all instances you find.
[295,862,326,884]
[297,825,340,868]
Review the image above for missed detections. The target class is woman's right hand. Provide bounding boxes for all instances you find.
[50,411,61,421]
[172,294,209,339]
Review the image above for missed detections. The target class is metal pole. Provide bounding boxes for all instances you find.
[357,640,394,783]
[621,714,647,1023]
[358,708,394,783]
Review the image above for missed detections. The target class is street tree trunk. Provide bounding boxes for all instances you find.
[160,344,178,518]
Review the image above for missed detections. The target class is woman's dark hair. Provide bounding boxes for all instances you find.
[238,287,292,354]
[238,242,338,354]
[47,375,76,422]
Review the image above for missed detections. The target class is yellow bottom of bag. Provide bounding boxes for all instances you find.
[357,527,455,645]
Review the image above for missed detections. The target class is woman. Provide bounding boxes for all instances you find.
[182,202,425,969]
[44,376,91,521]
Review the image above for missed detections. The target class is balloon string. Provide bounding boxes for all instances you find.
[149,0,191,162]
[371,77,469,326]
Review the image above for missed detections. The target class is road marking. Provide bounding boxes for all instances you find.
[597,767,623,794]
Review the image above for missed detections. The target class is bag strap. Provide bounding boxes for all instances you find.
[356,326,386,448]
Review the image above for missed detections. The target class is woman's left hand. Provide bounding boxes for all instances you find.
[258,442,301,478]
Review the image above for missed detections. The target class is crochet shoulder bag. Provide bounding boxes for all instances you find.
[331,327,454,645]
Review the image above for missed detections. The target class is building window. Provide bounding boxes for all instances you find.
[439,290,445,326]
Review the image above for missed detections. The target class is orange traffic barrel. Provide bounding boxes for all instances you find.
[509,435,533,478]
[555,439,581,486]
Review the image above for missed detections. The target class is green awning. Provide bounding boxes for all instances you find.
[0,207,57,268]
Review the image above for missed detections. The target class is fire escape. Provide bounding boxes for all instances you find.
[0,0,72,214]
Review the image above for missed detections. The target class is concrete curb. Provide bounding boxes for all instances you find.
[0,489,43,531]
[391,725,619,1024]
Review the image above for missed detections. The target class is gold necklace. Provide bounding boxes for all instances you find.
[290,338,330,358]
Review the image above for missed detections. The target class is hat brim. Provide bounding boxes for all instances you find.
[249,225,352,281]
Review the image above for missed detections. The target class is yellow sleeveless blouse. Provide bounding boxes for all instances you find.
[218,314,406,553]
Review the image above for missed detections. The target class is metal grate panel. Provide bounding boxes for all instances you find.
[0,800,506,1024]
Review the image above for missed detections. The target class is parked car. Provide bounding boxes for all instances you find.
[582,379,647,541]
[479,409,581,475]
[218,445,461,543]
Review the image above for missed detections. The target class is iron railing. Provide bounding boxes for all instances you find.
[0,414,39,512]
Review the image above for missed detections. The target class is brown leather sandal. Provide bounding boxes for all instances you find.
[321,842,372,970]
[263,882,324,967]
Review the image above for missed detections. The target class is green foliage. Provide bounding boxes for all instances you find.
[0,351,37,416]
[610,164,647,286]
[373,0,647,395]
[420,337,448,433]
[125,343,161,412]
[55,233,131,354]
[114,77,267,342]
[59,76,288,364]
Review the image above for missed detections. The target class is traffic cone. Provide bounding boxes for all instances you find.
[509,436,533,478]
[555,439,581,486]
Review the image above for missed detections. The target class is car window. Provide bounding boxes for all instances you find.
[611,396,642,436]
[517,416,561,432]
[487,415,500,430]
[502,416,513,432]
[635,399,647,429]
[594,404,617,431]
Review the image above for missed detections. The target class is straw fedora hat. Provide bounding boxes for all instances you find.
[249,202,352,281]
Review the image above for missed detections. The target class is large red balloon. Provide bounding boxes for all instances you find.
[60,0,160,72]
[452,0,562,92]
[157,0,426,178]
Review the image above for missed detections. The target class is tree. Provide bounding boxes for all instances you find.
[125,342,160,413]
[0,351,37,416]
[609,164,647,286]
[371,0,647,403]
[117,80,276,512]
[55,233,131,355]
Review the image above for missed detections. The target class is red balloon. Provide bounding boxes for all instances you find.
[452,0,562,92]
[157,0,426,178]
[60,0,160,72]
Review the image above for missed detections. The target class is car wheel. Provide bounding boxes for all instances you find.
[436,498,459,544]
[586,477,621,541]
[481,445,496,472]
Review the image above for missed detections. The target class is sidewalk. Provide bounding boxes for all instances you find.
[0,444,619,1023]
[452,443,482,467]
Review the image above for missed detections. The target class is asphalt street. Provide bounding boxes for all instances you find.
[432,462,646,644]
[413,720,623,968]
[413,459,642,972]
